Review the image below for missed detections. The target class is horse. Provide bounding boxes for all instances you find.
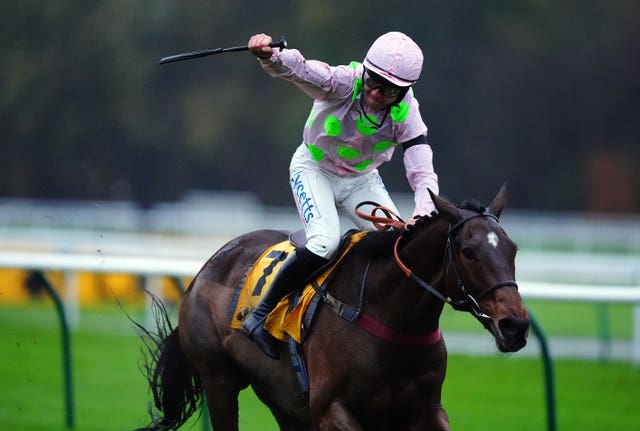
[134,185,529,431]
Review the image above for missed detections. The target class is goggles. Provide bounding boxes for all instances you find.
[363,69,403,98]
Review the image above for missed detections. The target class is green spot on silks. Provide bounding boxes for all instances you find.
[324,115,342,136]
[374,141,394,152]
[350,61,363,101]
[352,77,363,101]
[353,159,374,171]
[306,107,316,128]
[390,101,409,123]
[337,146,360,160]
[356,116,377,136]
[307,144,325,161]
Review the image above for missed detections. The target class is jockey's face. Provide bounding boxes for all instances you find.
[363,69,402,111]
[364,84,397,111]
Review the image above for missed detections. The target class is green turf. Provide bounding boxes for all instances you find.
[440,299,633,339]
[0,303,277,431]
[1,303,639,430]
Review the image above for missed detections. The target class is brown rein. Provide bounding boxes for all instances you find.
[350,202,442,345]
[355,202,518,317]
[354,201,407,231]
[353,201,516,338]
[353,202,413,275]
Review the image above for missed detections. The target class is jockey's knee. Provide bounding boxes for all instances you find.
[305,234,340,260]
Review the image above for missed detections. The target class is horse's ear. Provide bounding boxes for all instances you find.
[487,183,509,219]
[429,189,458,220]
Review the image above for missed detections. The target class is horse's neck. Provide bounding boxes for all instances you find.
[366,219,449,332]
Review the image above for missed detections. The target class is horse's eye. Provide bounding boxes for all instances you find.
[461,247,476,260]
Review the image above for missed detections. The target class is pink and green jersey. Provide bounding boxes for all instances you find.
[260,49,439,217]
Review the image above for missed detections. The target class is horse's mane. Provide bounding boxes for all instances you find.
[355,212,440,256]
[459,199,486,213]
[354,199,488,257]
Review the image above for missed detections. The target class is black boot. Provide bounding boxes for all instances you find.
[241,247,327,359]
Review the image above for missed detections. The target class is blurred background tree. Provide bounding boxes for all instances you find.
[1,0,638,212]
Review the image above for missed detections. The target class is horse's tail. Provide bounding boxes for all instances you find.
[132,294,203,431]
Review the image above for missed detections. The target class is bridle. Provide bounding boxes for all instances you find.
[395,212,519,325]
[355,202,519,325]
[440,213,519,324]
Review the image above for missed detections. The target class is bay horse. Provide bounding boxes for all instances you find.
[134,185,529,431]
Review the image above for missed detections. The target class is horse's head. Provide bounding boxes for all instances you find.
[431,185,530,352]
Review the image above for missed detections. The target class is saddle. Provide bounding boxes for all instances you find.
[230,229,367,343]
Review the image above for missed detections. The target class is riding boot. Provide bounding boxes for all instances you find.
[241,247,327,359]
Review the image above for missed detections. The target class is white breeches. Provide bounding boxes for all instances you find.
[289,144,399,259]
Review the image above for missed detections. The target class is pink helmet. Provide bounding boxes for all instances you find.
[363,32,423,87]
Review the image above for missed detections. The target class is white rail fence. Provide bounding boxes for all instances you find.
[1,192,639,253]
[1,249,639,365]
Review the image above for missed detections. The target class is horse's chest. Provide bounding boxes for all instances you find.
[351,382,444,430]
[347,361,444,406]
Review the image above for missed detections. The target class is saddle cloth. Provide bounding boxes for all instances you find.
[230,231,368,343]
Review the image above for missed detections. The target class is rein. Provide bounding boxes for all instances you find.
[395,211,518,324]
[345,202,443,346]
[356,202,518,327]
[317,258,442,346]
[354,201,406,230]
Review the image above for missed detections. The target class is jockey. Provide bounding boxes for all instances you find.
[242,31,440,358]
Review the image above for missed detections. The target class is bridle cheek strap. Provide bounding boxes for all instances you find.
[393,221,519,319]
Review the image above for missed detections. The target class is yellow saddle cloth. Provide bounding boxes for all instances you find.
[231,231,368,343]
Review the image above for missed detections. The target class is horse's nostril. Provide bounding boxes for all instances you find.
[498,317,530,339]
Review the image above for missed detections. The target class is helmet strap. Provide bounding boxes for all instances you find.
[392,87,411,105]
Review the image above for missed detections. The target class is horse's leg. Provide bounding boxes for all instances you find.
[199,360,246,431]
[180,281,247,431]
[409,407,450,431]
[314,402,449,431]
[184,351,246,431]
[271,409,313,431]
[307,317,363,431]
[314,400,363,431]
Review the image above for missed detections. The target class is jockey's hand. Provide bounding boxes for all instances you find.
[248,33,273,59]
[405,216,420,229]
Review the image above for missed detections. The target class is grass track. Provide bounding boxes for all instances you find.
[1,303,638,430]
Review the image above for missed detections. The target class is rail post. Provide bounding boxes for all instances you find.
[34,270,75,429]
[529,313,556,431]
[596,303,612,360]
